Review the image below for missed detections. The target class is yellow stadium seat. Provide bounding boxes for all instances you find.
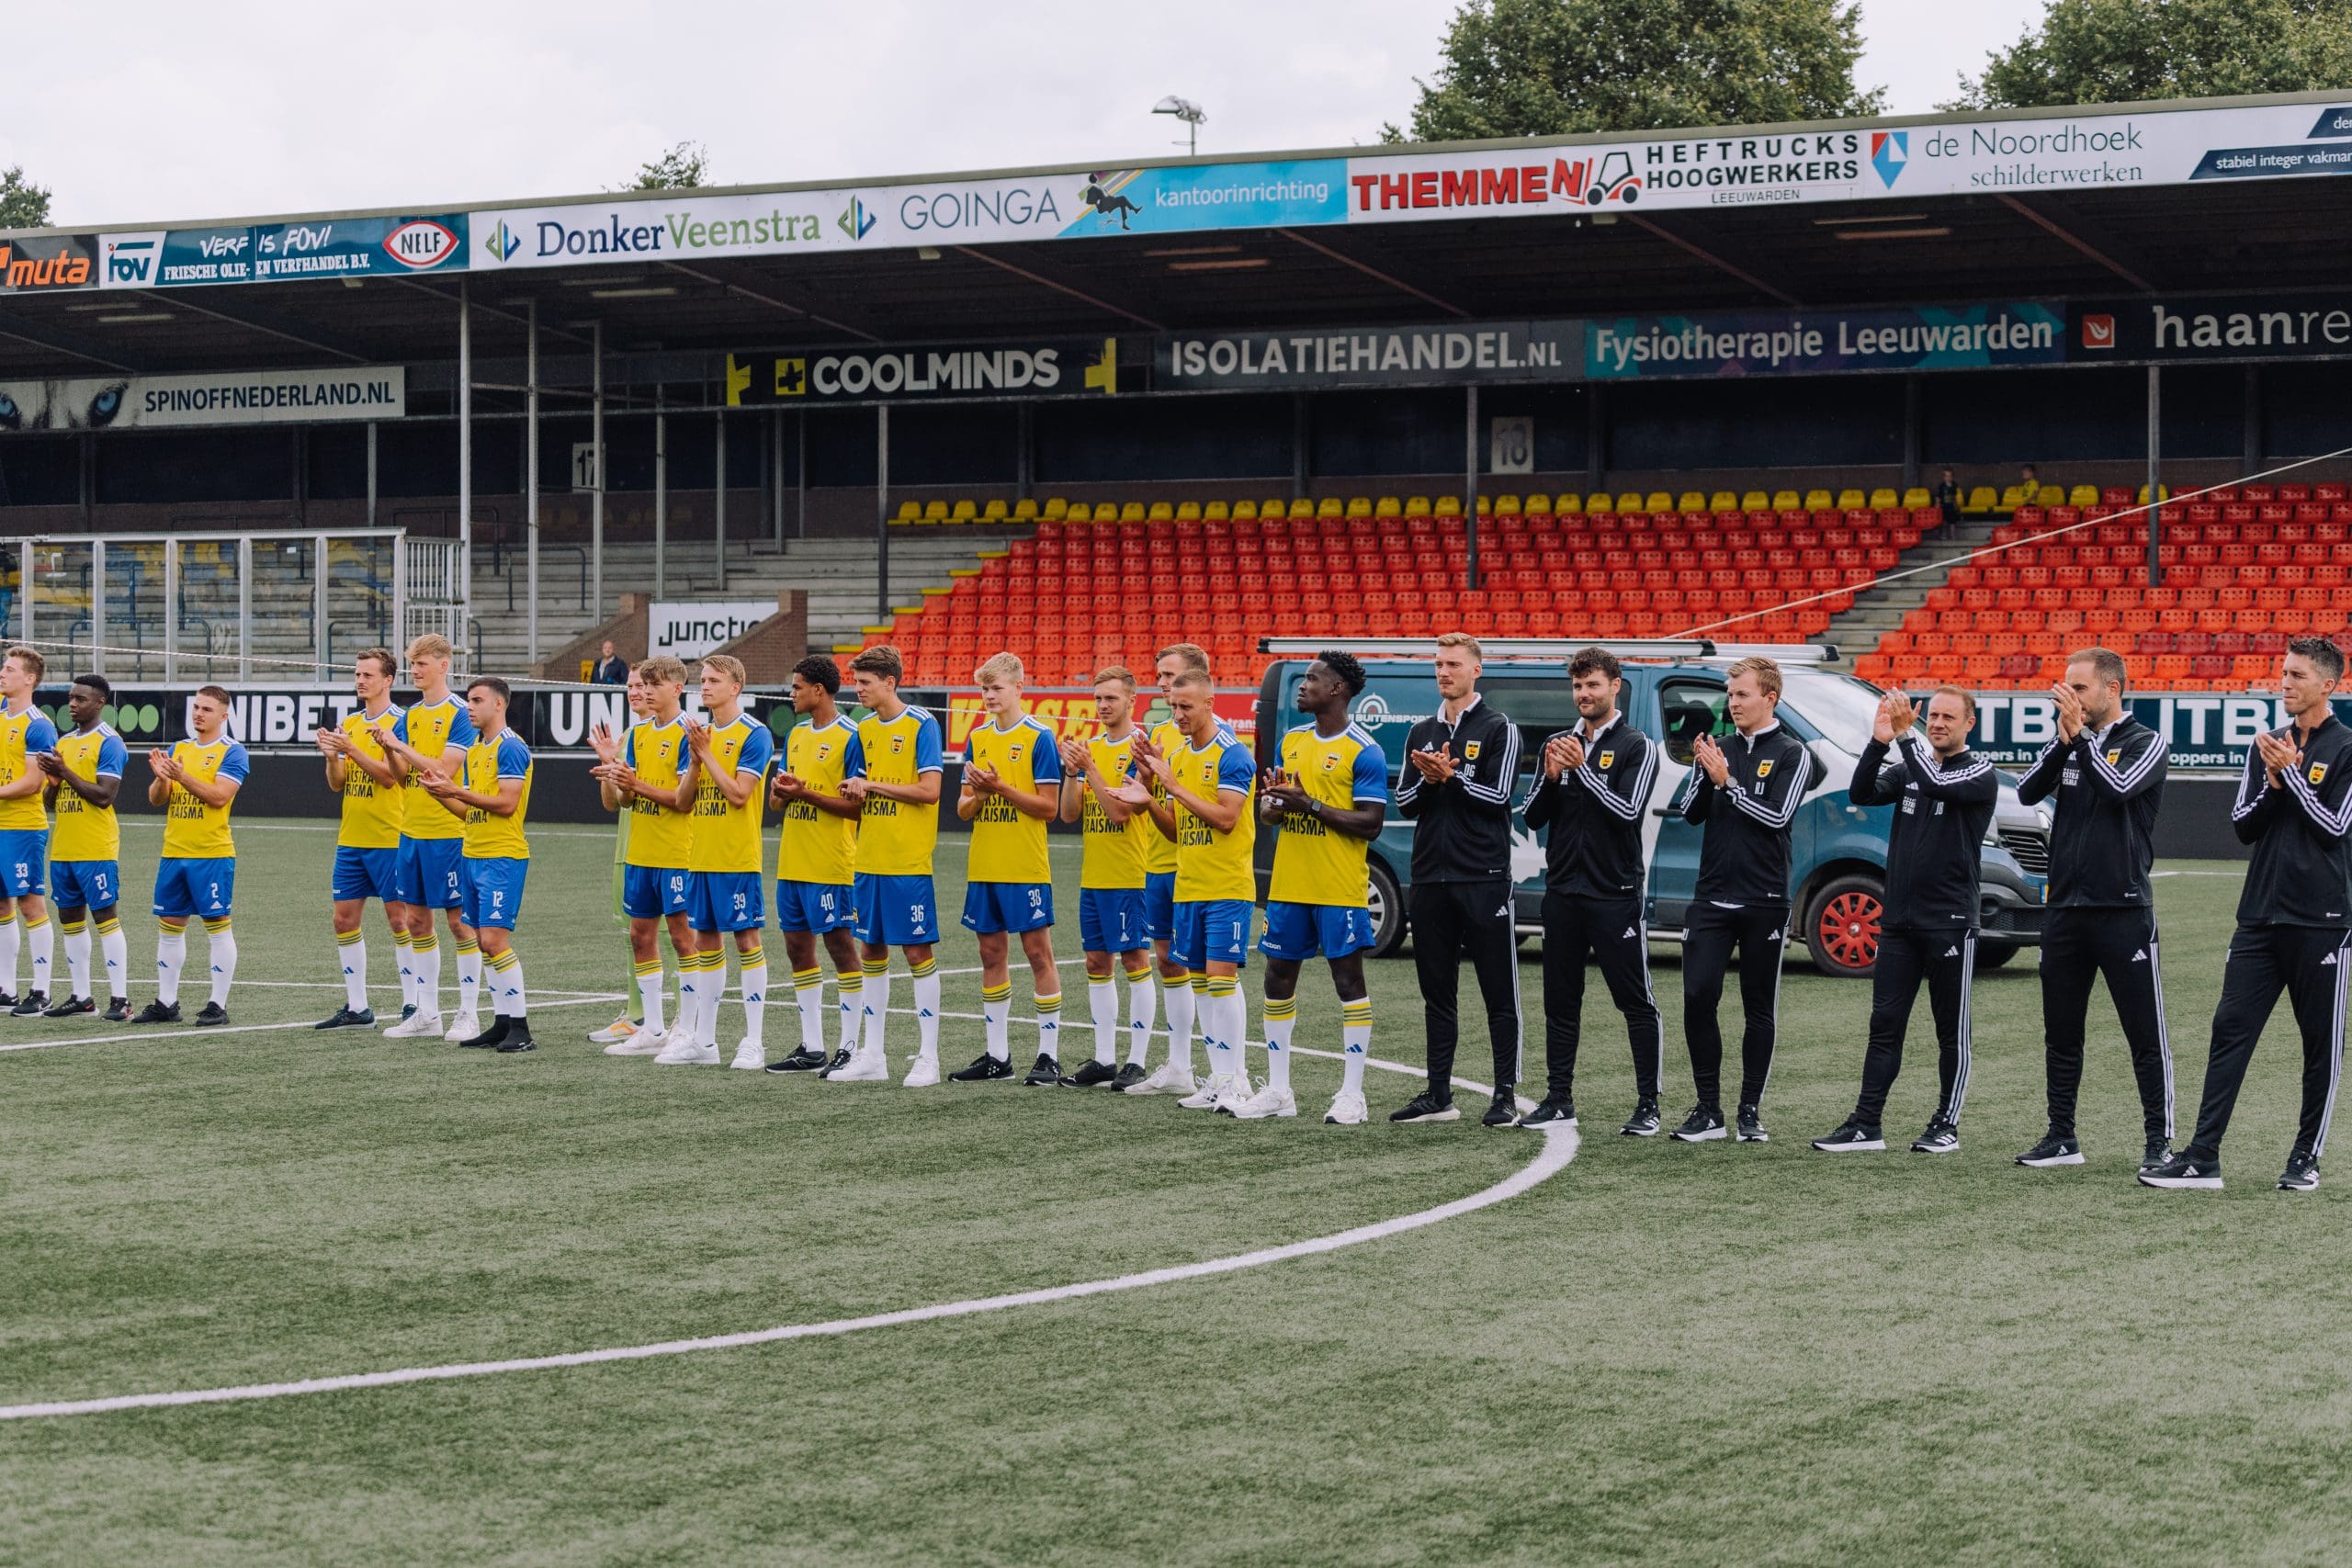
[950,499,978,521]
[1290,499,1317,519]
[1346,496,1373,518]
[1834,489,1866,510]
[1803,489,1834,511]
[1012,499,1038,521]
[1147,502,1173,521]
[1316,497,1343,518]
[981,499,1009,522]
[1964,487,1998,513]
[1435,495,1463,517]
[1674,491,1705,513]
[1615,491,1645,513]
[1997,485,2030,510]
[1900,488,1930,509]
[1374,496,1402,518]
[1476,494,1492,515]
[1264,499,1289,521]
[2136,483,2170,503]
[1204,501,1229,521]
[2067,485,2098,507]
[1121,502,1147,522]
[1042,497,1068,521]
[1405,495,1431,516]
[1175,501,1201,521]
[1556,493,1583,515]
[1495,495,1522,517]
[1643,491,1673,513]
[1230,500,1257,521]
[922,500,949,521]
[1771,490,1802,511]
[1524,493,1552,515]
[1741,491,1770,511]
[1707,491,1738,513]
[1064,502,1091,523]
[2036,485,2064,507]
[1867,489,1898,510]
[894,501,922,523]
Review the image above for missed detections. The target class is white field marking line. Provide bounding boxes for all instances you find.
[227,980,619,998]
[0,994,623,1055]
[2148,869,2245,878]
[0,1054,1568,1422]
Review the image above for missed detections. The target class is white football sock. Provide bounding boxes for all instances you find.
[413,937,442,1018]
[1262,998,1296,1092]
[63,921,91,1001]
[638,962,668,1033]
[1035,989,1063,1061]
[492,952,526,1018]
[98,918,128,1000]
[860,961,891,1054]
[982,983,1012,1062]
[793,967,825,1053]
[0,911,19,995]
[1125,964,1157,1066]
[338,933,368,1010]
[836,971,864,1055]
[155,925,187,1005]
[910,961,941,1059]
[456,942,481,1016]
[204,921,236,1007]
[739,949,768,1046]
[1089,975,1120,1065]
[1163,971,1195,1075]
[1341,998,1372,1093]
[25,915,51,998]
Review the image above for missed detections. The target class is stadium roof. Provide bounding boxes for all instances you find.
[2,89,2349,387]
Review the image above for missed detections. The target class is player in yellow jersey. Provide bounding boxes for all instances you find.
[1056,666,1156,1090]
[946,651,1065,1085]
[1125,667,1258,1112]
[764,654,869,1077]
[1250,653,1389,1124]
[589,655,695,1056]
[135,683,249,1027]
[369,634,481,1041]
[35,673,130,1021]
[842,645,945,1086]
[420,676,535,1053]
[653,654,775,1068]
[1124,641,1211,1093]
[0,644,60,1015]
[311,648,409,1031]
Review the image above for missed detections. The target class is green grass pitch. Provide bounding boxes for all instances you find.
[0,815,2344,1566]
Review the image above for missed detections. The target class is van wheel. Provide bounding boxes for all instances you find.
[1365,858,1407,960]
[1804,874,1883,978]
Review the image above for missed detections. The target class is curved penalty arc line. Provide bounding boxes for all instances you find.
[0,1054,1575,1423]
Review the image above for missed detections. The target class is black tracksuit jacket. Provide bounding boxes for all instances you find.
[2016,716,2165,908]
[1520,714,1656,898]
[1849,732,1996,930]
[1396,695,1521,882]
[1676,723,1818,908]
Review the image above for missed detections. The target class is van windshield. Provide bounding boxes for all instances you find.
[1780,670,1884,755]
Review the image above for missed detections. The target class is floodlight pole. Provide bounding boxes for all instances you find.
[458,277,472,663]
[526,297,540,665]
[2145,365,2163,589]
[876,402,891,626]
[591,321,605,625]
[654,385,667,600]
[1464,384,1481,592]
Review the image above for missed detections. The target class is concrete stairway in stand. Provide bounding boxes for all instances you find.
[1819,516,2001,671]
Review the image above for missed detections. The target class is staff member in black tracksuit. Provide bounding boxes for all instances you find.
[2146,636,2352,1193]
[1671,655,1818,1145]
[1814,686,1996,1156]
[1518,646,1662,1134]
[2014,647,2174,1173]
[1391,632,1523,1129]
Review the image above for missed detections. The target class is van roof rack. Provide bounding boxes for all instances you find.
[1256,637,1839,665]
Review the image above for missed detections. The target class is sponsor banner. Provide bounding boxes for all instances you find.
[932,689,1258,753]
[0,367,403,433]
[0,233,98,294]
[1586,301,2064,379]
[649,599,785,660]
[1158,321,1578,390]
[1960,693,2352,772]
[477,192,828,269]
[1342,98,2352,220]
[2070,294,2352,362]
[724,338,1119,404]
[96,216,467,288]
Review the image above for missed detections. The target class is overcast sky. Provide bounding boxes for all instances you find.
[11,0,2048,228]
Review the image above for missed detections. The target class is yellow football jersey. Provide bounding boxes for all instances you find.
[460,731,534,861]
[335,706,403,851]
[1143,717,1186,875]
[393,695,474,841]
[50,724,128,863]
[854,706,944,878]
[779,716,864,886]
[685,716,775,875]
[621,716,693,870]
[965,716,1060,885]
[1270,722,1391,907]
[0,705,59,834]
[1170,728,1257,904]
[160,738,250,860]
[1079,731,1148,891]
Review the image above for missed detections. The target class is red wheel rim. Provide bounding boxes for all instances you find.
[1817,890,1882,970]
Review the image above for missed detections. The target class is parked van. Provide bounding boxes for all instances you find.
[1252,649,2050,976]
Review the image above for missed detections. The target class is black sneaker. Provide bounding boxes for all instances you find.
[1481,1091,1519,1127]
[1736,1104,1770,1144]
[949,1053,1013,1082]
[2139,1153,2223,1190]
[2016,1131,2084,1168]
[1518,1095,1577,1127]
[2141,1139,2174,1175]
[130,999,180,1025]
[459,1016,509,1049]
[1812,1119,1885,1152]
[398,1002,418,1022]
[1023,1053,1064,1087]
[312,1006,376,1031]
[494,1022,538,1054]
[1110,1061,1148,1092]
[1389,1090,1460,1123]
[1911,1119,1960,1156]
[42,995,95,1020]
[814,1046,854,1080]
[1670,1104,1726,1143]
[2279,1150,2320,1192]
[101,997,131,1023]
[1061,1058,1120,1089]
[763,1046,831,1074]
[0,989,16,1009]
[12,990,50,1017]
[1619,1098,1662,1137]
[193,1002,229,1028]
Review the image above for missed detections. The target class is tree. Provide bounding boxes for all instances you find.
[0,166,51,231]
[621,141,710,191]
[1951,0,2352,109]
[1384,0,1883,143]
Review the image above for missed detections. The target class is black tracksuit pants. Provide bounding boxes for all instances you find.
[1682,902,1787,1110]
[1411,877,1521,1097]
[2040,908,2175,1143]
[1855,928,1975,1125]
[1539,890,1661,1102]
[2184,924,2350,1162]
